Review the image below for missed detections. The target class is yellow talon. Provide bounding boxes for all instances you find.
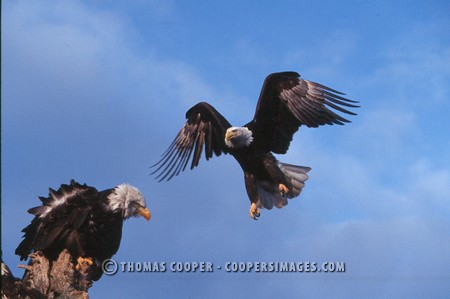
[279,184,289,196]
[249,203,260,220]
[76,257,93,271]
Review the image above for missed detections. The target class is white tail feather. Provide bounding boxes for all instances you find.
[279,162,311,198]
[256,182,287,210]
[254,162,311,210]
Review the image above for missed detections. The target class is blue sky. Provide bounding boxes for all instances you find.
[2,0,450,298]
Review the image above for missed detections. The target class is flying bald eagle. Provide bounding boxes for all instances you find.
[15,180,150,281]
[152,71,358,219]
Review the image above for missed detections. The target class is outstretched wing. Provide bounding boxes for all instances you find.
[15,180,98,260]
[152,102,232,181]
[247,71,359,154]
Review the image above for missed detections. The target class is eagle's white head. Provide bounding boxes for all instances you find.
[225,126,253,148]
[108,184,151,221]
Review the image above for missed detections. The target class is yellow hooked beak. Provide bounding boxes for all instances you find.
[225,130,236,142]
[136,206,151,221]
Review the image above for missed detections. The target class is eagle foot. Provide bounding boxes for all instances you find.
[279,184,289,197]
[76,256,93,271]
[249,203,260,220]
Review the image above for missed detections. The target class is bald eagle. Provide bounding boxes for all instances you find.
[152,71,358,219]
[15,180,150,281]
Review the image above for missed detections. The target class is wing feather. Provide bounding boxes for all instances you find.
[152,102,232,181]
[15,180,98,261]
[248,72,359,154]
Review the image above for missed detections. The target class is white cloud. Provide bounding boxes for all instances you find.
[300,215,450,276]
[350,107,418,161]
[408,160,450,208]
[362,21,450,106]
[283,29,358,82]
[3,0,227,136]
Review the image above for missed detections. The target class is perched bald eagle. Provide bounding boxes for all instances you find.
[15,180,150,281]
[152,71,358,219]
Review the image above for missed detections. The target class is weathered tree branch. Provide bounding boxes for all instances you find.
[1,250,92,299]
